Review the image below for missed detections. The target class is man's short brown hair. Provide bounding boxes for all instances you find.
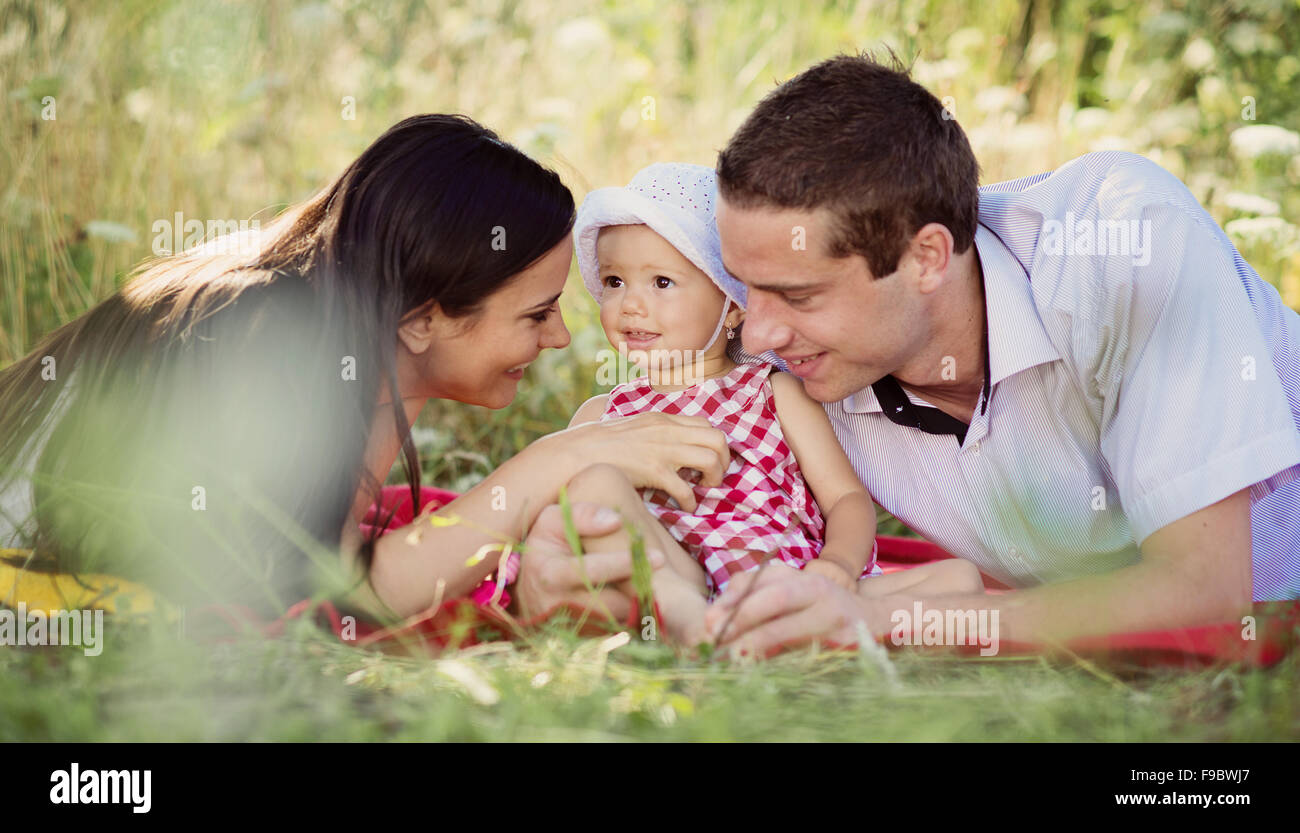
[716,51,980,278]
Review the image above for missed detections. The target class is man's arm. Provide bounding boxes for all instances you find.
[707,487,1255,653]
[872,487,1254,645]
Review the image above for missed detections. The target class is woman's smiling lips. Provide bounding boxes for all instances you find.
[505,362,530,380]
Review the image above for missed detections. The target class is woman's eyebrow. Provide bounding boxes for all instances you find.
[523,291,563,313]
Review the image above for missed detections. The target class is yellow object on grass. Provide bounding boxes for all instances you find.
[0,548,164,619]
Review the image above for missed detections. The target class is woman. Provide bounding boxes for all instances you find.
[0,114,729,624]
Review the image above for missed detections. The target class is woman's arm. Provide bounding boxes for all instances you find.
[769,371,877,589]
[350,432,591,618]
[342,403,732,619]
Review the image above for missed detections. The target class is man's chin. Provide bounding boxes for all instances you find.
[798,377,850,404]
[798,368,877,404]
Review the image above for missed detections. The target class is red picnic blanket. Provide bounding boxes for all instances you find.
[273,486,1298,668]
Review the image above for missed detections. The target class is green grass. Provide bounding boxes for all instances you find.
[3,616,1297,741]
[3,0,1300,741]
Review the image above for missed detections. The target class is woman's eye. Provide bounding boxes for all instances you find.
[530,303,558,323]
[654,276,673,289]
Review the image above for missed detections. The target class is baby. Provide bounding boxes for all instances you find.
[565,163,981,643]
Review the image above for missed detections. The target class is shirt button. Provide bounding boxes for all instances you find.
[971,441,981,454]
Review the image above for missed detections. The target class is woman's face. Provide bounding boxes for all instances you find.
[398,235,573,408]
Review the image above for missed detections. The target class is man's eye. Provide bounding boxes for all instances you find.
[786,295,810,307]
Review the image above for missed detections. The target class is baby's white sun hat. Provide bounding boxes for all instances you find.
[574,163,747,350]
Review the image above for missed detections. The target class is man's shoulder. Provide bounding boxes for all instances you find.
[975,153,1228,401]
[980,151,1195,222]
[977,150,1220,313]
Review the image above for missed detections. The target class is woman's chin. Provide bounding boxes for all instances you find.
[429,375,521,409]
[478,379,521,410]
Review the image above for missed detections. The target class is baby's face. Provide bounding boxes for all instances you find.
[595,224,730,367]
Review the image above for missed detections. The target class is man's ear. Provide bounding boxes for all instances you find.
[397,301,439,356]
[910,222,955,294]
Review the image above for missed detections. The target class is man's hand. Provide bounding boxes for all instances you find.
[704,562,884,657]
[514,501,665,621]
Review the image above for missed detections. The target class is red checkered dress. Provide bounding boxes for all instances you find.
[601,362,879,598]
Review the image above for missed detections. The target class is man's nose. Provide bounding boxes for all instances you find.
[740,293,793,355]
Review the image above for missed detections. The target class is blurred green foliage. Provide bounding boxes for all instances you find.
[2,0,1298,512]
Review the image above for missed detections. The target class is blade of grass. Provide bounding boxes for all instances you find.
[556,485,619,631]
[625,519,656,623]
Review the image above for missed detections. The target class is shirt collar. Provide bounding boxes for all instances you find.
[841,222,1060,415]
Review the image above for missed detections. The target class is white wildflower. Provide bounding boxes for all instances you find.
[1230,125,1300,160]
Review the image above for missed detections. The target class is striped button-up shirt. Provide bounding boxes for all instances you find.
[824,151,1300,601]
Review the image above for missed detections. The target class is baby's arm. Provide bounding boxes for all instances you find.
[769,371,877,591]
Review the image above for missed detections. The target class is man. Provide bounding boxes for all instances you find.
[700,52,1300,653]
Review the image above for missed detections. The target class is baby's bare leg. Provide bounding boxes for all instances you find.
[564,464,709,645]
[857,558,985,599]
[566,464,704,590]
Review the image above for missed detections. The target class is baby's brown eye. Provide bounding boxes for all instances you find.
[603,275,623,288]
[655,276,673,288]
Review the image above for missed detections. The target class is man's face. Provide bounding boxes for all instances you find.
[716,198,920,403]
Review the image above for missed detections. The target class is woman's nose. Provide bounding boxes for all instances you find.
[542,310,571,350]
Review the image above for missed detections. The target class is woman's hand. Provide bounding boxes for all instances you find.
[542,414,730,512]
[704,561,888,657]
[514,501,666,621]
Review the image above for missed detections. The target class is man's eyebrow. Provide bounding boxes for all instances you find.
[747,280,825,294]
[722,258,826,295]
[523,292,563,313]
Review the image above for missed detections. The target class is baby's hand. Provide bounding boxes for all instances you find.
[802,557,857,592]
[802,557,857,590]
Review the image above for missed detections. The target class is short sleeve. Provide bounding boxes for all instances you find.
[1097,203,1300,545]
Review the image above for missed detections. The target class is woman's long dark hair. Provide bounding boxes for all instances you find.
[0,114,575,615]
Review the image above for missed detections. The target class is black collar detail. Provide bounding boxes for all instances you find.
[870,315,991,447]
